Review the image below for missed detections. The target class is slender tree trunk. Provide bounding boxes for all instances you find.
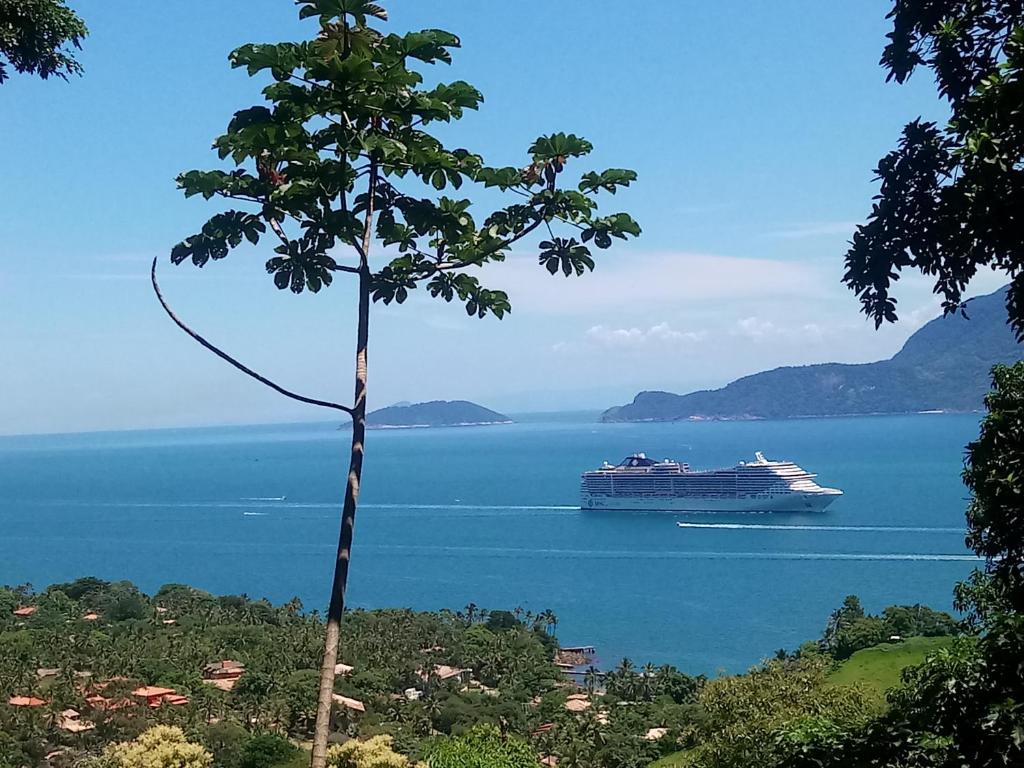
[310,152,377,768]
[310,268,370,768]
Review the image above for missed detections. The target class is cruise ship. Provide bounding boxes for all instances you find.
[580,452,842,512]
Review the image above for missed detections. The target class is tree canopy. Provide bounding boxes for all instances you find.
[0,0,86,84]
[421,725,538,768]
[170,1,640,313]
[842,0,1024,337]
[101,726,213,768]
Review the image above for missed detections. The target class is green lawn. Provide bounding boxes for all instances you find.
[827,635,956,703]
[649,749,692,768]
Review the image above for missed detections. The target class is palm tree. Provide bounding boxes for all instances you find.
[640,663,657,701]
[583,666,601,696]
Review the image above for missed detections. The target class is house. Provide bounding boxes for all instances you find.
[334,662,354,675]
[403,688,422,701]
[532,723,556,736]
[645,727,669,741]
[204,660,245,680]
[564,694,591,713]
[203,661,245,692]
[12,606,37,618]
[132,686,189,708]
[419,665,472,685]
[83,612,99,621]
[331,694,366,713]
[58,709,95,733]
[8,696,46,707]
[36,668,60,680]
[540,757,559,767]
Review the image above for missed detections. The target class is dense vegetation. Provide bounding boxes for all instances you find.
[0,575,964,768]
[0,580,704,768]
[602,286,1022,422]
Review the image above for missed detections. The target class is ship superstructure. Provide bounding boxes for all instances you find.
[580,452,842,512]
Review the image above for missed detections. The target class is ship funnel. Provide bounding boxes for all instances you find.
[754,451,767,463]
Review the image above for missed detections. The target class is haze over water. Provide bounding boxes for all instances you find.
[0,413,979,674]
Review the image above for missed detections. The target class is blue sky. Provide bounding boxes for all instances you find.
[1,0,1007,434]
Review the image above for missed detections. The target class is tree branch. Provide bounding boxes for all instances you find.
[267,216,291,246]
[151,257,354,416]
[432,213,546,272]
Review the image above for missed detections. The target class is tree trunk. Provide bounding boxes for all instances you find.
[310,267,371,768]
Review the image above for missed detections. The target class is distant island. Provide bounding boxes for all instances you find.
[354,400,513,429]
[602,286,1023,422]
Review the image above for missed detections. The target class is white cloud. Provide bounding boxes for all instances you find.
[482,250,832,315]
[732,317,828,342]
[764,221,861,239]
[553,322,706,353]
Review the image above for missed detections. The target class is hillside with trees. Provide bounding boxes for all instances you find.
[0,576,963,768]
[602,287,1022,422]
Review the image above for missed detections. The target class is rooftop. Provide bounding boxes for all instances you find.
[132,686,179,702]
[8,696,46,707]
[331,694,366,713]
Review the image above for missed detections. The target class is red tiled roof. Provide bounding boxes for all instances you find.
[8,696,46,707]
[132,686,176,698]
[13,606,37,617]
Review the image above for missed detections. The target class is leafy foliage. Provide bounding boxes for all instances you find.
[960,363,1024,617]
[171,3,640,316]
[684,658,874,768]
[101,726,213,768]
[843,1,1024,338]
[327,734,410,768]
[819,595,958,661]
[0,0,87,84]
[422,725,537,768]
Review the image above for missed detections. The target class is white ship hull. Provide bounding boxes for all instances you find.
[580,452,843,513]
[580,490,841,513]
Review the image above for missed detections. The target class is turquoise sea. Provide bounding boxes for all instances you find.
[0,413,982,674]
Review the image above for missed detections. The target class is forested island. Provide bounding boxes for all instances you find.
[0,578,958,768]
[358,401,513,430]
[602,286,1023,422]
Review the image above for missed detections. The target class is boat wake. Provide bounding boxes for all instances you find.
[676,521,964,533]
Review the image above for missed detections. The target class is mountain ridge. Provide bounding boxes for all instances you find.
[601,286,1022,423]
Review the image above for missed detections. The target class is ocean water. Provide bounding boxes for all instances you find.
[0,413,982,674]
